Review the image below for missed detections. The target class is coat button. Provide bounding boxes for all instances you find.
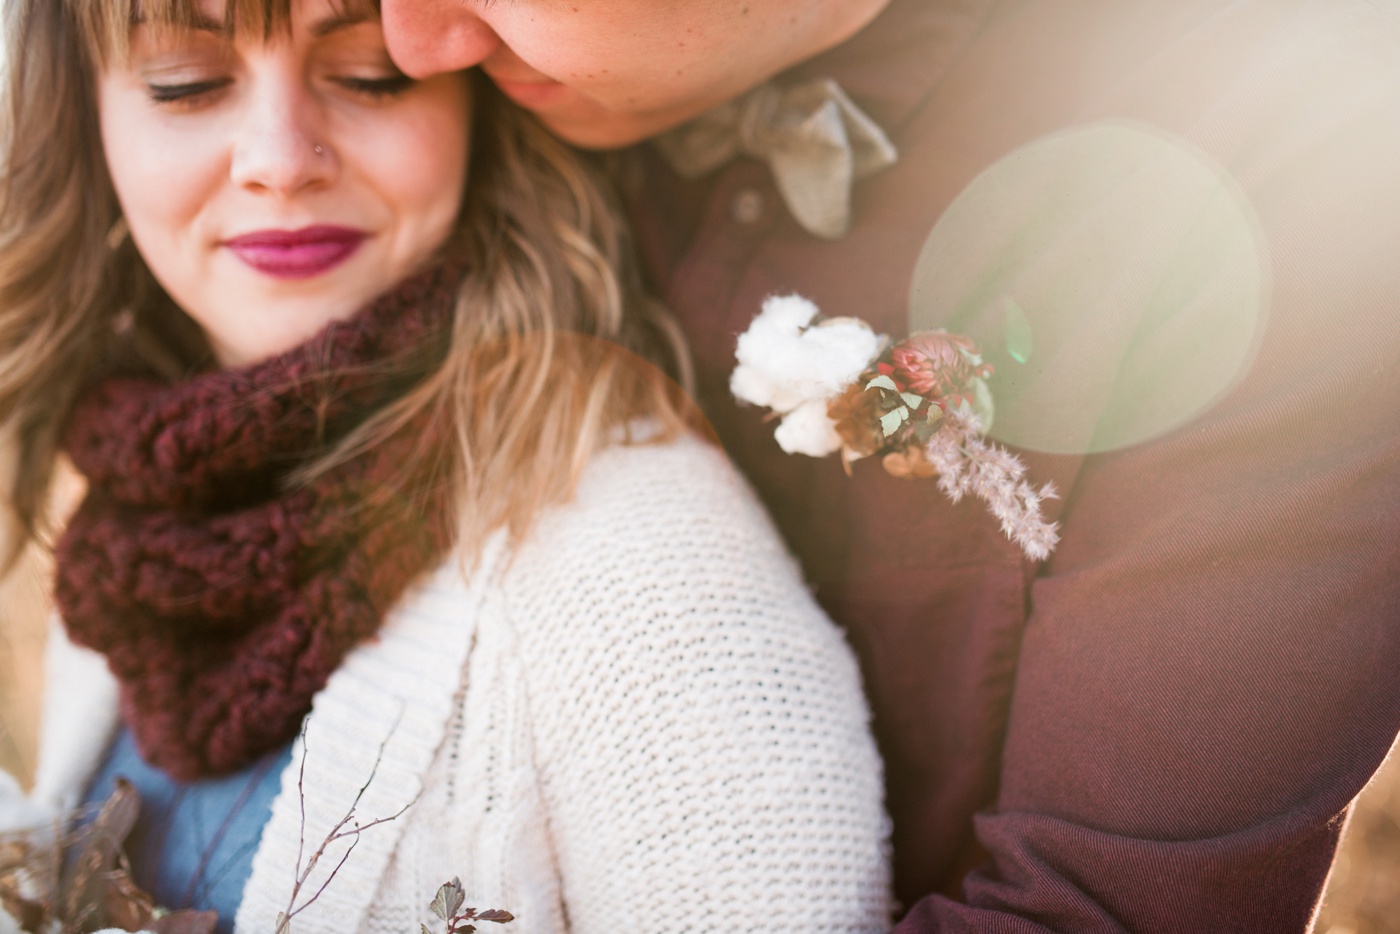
[730,188,767,225]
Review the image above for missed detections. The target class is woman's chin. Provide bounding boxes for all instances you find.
[188,261,401,368]
[202,298,361,369]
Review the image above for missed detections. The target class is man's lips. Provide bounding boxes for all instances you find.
[223,226,368,280]
[487,73,568,109]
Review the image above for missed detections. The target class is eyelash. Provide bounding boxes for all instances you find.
[146,79,230,104]
[144,74,416,105]
[333,75,416,98]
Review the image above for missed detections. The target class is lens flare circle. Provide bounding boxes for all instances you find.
[908,121,1270,455]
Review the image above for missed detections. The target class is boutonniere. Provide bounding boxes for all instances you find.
[731,295,1059,560]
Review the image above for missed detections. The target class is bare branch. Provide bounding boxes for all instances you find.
[294,720,310,888]
[327,798,417,844]
[275,705,412,930]
[287,834,360,922]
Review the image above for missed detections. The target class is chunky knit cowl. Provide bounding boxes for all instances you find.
[55,265,464,781]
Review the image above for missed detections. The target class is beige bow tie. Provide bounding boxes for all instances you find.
[654,78,899,239]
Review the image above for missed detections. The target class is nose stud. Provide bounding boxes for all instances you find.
[313,145,325,156]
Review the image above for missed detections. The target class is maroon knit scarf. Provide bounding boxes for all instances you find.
[55,265,464,781]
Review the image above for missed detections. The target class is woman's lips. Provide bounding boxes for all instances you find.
[223,226,368,280]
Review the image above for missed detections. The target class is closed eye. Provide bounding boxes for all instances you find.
[335,74,416,98]
[146,78,232,104]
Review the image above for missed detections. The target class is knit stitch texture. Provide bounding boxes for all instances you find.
[54,264,463,780]
[38,435,894,932]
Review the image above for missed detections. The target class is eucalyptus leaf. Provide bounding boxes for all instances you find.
[880,407,909,437]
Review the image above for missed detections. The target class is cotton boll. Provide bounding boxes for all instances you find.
[732,294,821,412]
[730,363,808,413]
[733,295,882,412]
[774,399,844,457]
[757,293,821,331]
[802,317,884,387]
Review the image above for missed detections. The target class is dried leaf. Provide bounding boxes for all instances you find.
[864,374,898,393]
[147,909,219,934]
[453,926,475,934]
[421,925,433,934]
[828,383,884,458]
[92,780,141,847]
[882,446,936,480]
[899,392,925,410]
[476,909,515,923]
[101,868,155,930]
[430,878,465,922]
[62,780,142,927]
[275,910,291,934]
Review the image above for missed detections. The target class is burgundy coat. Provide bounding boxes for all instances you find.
[621,0,1400,930]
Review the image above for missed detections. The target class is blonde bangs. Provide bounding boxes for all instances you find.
[67,0,381,67]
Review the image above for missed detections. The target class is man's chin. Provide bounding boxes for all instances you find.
[517,91,722,150]
[533,109,678,151]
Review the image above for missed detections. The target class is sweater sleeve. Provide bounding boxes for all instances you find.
[502,435,892,933]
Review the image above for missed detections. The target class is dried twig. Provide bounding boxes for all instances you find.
[274,712,417,934]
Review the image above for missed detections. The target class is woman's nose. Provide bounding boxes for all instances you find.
[228,81,333,198]
[380,1,503,79]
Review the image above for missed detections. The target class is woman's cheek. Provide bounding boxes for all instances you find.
[99,90,219,285]
[357,87,470,263]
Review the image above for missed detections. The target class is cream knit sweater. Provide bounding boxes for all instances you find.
[20,435,893,933]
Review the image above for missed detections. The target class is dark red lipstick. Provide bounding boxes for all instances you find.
[224,225,367,279]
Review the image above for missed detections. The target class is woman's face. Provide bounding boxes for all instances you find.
[97,0,471,368]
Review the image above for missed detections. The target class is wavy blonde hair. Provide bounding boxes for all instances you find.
[0,0,697,565]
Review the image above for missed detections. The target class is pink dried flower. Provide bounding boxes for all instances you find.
[924,413,1060,561]
[889,331,991,400]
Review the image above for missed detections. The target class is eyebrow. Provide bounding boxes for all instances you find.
[310,11,375,38]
